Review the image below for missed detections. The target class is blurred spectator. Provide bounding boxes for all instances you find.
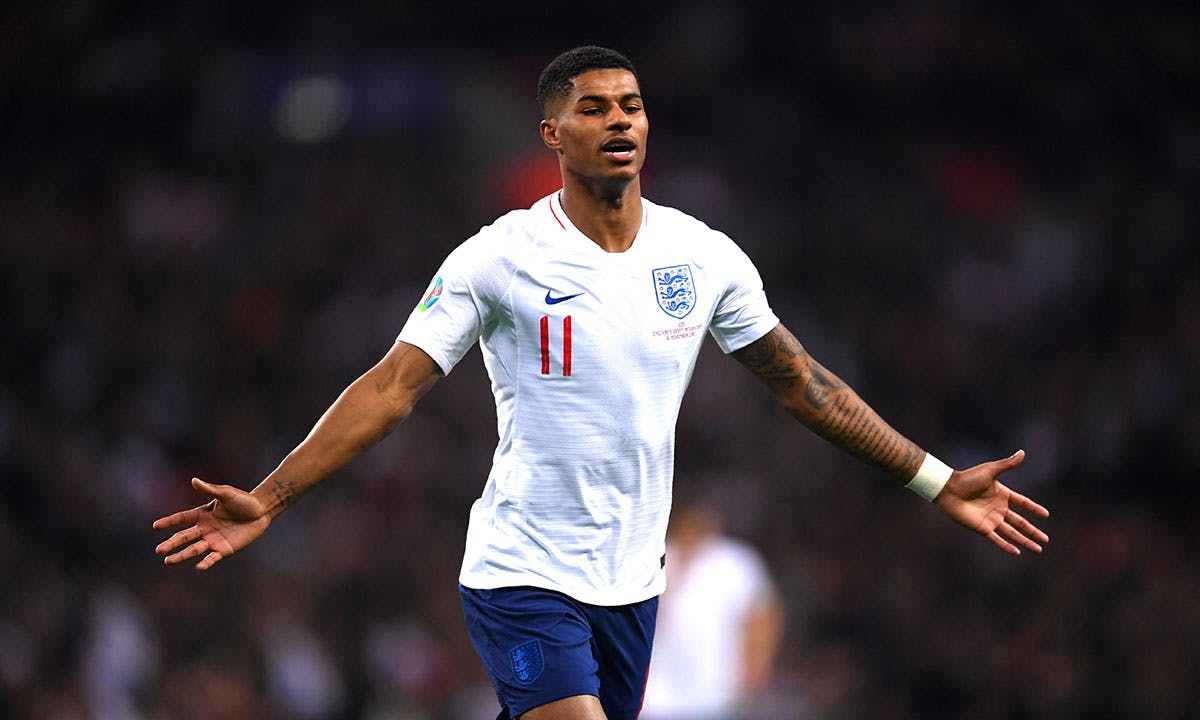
[642,487,784,720]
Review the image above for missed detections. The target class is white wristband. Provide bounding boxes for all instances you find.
[906,453,953,501]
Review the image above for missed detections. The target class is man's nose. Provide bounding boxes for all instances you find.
[606,109,632,130]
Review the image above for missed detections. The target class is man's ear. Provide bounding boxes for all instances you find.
[540,118,561,151]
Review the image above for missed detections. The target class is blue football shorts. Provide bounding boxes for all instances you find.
[459,584,659,720]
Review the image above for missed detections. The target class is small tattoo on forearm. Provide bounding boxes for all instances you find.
[272,479,297,508]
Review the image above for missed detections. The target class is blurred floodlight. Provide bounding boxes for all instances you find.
[273,76,352,144]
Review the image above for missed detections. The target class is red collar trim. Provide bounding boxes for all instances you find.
[549,195,566,230]
[549,194,650,233]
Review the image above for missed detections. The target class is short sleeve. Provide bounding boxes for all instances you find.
[397,233,510,375]
[708,237,779,354]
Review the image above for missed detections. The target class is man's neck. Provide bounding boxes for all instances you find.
[559,176,643,253]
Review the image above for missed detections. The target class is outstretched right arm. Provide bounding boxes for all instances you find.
[153,340,442,570]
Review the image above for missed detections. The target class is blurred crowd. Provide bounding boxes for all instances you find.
[2,3,1198,719]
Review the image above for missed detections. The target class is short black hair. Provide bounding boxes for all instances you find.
[537,46,639,118]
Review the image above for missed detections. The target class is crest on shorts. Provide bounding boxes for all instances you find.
[652,264,696,319]
[509,639,544,684]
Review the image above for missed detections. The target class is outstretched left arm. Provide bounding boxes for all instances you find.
[732,323,925,479]
[732,323,1049,554]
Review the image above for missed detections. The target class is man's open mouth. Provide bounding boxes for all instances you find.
[602,139,637,161]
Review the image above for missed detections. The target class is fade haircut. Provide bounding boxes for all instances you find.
[537,46,639,118]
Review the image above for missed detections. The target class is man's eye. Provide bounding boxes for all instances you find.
[582,108,603,116]
[624,105,642,114]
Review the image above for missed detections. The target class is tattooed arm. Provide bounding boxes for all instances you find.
[732,323,925,480]
[153,341,442,570]
[733,323,1050,554]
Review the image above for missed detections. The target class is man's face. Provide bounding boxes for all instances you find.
[541,68,648,187]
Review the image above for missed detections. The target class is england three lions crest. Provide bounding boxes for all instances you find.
[653,264,696,319]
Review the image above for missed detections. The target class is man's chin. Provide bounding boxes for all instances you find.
[602,163,643,184]
[569,166,640,189]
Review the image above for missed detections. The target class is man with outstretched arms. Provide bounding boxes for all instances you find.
[404,189,776,607]
[155,46,1050,720]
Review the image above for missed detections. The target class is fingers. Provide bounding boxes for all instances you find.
[160,537,226,570]
[987,508,1049,556]
[155,526,202,556]
[997,518,1043,554]
[986,530,1021,556]
[1005,508,1049,545]
[1009,488,1050,518]
[152,478,223,530]
[196,550,225,571]
[151,505,204,530]
[982,454,1051,559]
[162,537,209,566]
[154,478,235,570]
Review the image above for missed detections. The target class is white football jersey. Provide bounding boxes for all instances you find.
[398,192,779,606]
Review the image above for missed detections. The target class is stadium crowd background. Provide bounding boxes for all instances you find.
[2,3,1197,718]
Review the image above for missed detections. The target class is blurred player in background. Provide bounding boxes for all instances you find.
[154,46,1049,720]
[641,491,783,720]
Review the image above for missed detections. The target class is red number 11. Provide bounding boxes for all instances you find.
[540,315,572,376]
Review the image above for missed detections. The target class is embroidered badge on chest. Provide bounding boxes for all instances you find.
[652,264,696,319]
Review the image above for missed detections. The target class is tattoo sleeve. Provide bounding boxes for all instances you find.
[733,324,925,480]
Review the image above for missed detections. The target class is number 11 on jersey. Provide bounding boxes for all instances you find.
[540,315,572,376]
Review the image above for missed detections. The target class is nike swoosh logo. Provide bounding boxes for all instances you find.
[545,290,585,305]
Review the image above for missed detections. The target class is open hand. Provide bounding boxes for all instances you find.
[934,450,1050,555]
[153,477,270,570]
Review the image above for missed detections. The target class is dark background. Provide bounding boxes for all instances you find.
[2,2,1197,718]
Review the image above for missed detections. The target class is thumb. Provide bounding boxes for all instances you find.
[994,449,1025,473]
[191,477,232,500]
